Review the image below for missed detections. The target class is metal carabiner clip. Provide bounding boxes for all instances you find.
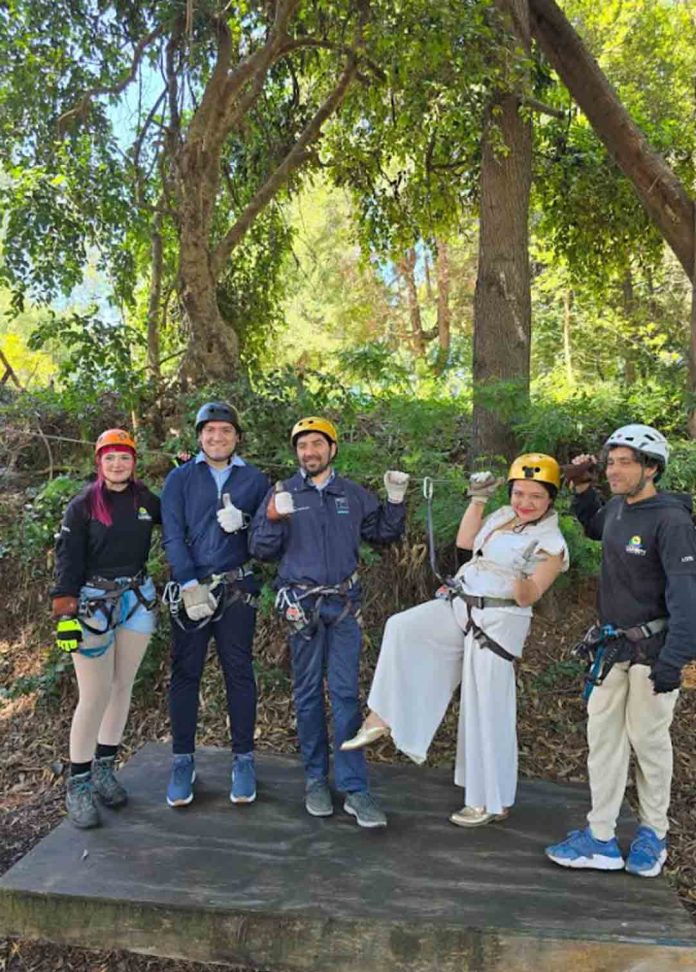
[422,476,434,501]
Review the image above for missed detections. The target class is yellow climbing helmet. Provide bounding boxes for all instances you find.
[290,416,338,447]
[507,453,561,490]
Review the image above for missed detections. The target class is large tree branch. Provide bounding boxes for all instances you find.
[212,56,358,276]
[529,0,695,281]
[57,25,163,135]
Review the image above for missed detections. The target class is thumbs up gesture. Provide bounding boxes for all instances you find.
[217,493,246,533]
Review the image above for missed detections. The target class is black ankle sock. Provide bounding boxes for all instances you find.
[70,761,92,777]
[95,743,118,760]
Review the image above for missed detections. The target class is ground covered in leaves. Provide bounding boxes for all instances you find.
[1,541,695,970]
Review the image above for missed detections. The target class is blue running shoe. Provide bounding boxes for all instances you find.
[625,825,667,878]
[166,754,196,807]
[545,826,624,870]
[230,752,256,804]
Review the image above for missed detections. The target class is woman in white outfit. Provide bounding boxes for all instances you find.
[341,454,569,826]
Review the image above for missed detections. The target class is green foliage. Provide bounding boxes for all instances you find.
[27,308,148,408]
[0,652,71,702]
[16,475,83,566]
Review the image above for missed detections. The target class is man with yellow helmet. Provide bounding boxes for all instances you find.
[342,453,569,828]
[250,416,409,827]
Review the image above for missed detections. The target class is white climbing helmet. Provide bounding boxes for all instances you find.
[604,424,670,468]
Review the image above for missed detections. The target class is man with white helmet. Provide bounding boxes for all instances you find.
[546,424,696,878]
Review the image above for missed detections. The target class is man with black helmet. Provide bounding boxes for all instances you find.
[546,424,696,878]
[161,402,269,808]
[249,416,408,828]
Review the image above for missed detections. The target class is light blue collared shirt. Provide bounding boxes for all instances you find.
[195,451,246,497]
[300,467,335,492]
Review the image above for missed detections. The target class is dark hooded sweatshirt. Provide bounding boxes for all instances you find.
[572,487,696,670]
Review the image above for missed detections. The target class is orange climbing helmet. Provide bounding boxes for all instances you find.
[95,429,137,456]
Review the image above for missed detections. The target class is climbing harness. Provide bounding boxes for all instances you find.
[424,477,519,662]
[572,618,668,701]
[77,572,157,656]
[163,566,258,630]
[275,571,361,640]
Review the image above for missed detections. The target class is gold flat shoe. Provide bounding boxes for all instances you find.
[449,805,510,828]
[340,723,391,751]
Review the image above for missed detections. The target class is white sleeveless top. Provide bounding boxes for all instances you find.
[453,505,570,617]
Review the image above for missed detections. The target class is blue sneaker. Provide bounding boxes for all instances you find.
[545,826,624,871]
[625,825,667,878]
[230,752,256,804]
[166,754,196,807]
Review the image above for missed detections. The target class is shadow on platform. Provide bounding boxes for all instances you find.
[1,743,695,971]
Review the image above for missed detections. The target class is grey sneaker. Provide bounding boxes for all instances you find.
[344,791,387,829]
[92,756,128,807]
[66,773,101,829]
[305,779,333,817]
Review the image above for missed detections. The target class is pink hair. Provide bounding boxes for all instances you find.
[88,448,139,526]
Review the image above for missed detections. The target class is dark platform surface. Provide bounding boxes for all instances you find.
[1,743,695,970]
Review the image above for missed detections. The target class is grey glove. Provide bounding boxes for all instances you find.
[510,541,538,578]
[467,471,503,504]
[384,470,410,503]
[182,583,217,621]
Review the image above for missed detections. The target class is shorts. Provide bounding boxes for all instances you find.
[77,576,157,657]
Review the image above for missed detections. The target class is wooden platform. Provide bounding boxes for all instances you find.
[1,743,695,970]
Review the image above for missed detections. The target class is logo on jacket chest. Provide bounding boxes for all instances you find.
[334,497,350,515]
[137,506,152,521]
[625,534,647,556]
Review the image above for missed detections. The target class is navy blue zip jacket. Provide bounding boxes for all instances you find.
[573,486,696,671]
[161,458,270,585]
[249,470,405,590]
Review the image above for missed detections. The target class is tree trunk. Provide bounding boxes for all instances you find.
[434,239,451,373]
[472,0,532,461]
[146,208,163,383]
[688,206,696,437]
[529,0,695,282]
[399,248,426,356]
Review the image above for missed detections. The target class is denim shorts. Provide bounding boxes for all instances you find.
[77,576,157,657]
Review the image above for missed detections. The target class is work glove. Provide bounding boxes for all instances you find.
[384,470,410,503]
[650,659,682,694]
[510,541,538,578]
[274,490,296,516]
[216,493,245,533]
[562,455,597,488]
[467,471,503,504]
[182,583,217,621]
[55,616,83,653]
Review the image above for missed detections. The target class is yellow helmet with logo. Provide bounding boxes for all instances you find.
[507,453,561,490]
[291,416,338,447]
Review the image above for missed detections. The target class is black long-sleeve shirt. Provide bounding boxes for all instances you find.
[52,483,161,598]
[573,487,696,670]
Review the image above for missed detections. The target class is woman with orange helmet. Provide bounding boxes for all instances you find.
[342,453,569,827]
[51,429,161,829]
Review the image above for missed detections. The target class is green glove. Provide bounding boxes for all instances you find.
[56,616,83,653]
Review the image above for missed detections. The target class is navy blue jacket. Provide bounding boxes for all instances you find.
[249,470,405,590]
[573,487,696,671]
[161,458,270,584]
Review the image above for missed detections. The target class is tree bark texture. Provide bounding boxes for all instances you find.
[529,0,695,283]
[399,249,426,356]
[435,239,451,372]
[472,0,532,462]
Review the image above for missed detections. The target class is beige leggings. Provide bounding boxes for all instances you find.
[70,629,150,763]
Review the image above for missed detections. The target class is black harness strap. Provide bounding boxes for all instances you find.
[80,572,156,634]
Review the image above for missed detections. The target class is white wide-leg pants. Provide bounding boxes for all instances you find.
[368,598,529,814]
